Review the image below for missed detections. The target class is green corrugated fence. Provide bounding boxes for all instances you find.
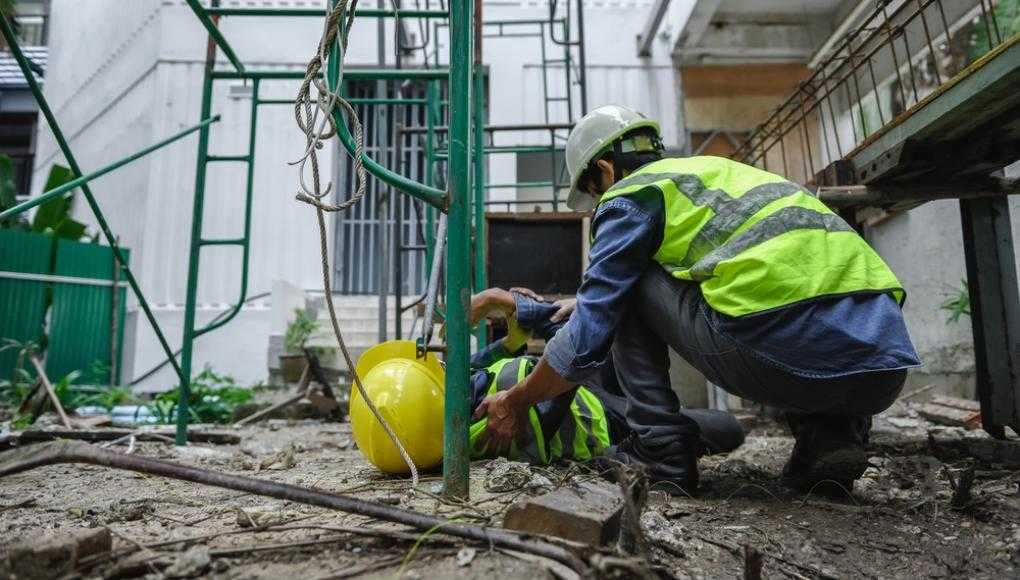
[0,229,128,384]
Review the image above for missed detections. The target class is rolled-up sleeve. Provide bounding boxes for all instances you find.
[513,292,567,341]
[544,196,662,383]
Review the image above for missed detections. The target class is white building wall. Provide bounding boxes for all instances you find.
[36,0,690,390]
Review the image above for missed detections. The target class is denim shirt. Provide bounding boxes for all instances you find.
[544,194,921,384]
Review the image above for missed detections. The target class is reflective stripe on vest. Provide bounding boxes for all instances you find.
[596,156,905,317]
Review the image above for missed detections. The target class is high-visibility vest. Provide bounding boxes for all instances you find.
[469,356,611,464]
[597,156,905,317]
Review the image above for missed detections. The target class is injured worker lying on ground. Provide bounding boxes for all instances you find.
[466,287,746,465]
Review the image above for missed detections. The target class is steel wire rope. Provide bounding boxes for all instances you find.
[291,0,420,486]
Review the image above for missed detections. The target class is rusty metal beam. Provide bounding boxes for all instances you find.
[0,441,590,572]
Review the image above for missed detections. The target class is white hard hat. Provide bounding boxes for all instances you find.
[565,105,661,211]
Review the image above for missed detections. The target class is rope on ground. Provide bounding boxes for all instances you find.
[292,0,420,486]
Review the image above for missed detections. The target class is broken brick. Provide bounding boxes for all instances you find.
[502,481,623,545]
[918,403,981,430]
[0,527,111,580]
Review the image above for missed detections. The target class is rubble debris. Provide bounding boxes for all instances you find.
[164,545,210,578]
[257,444,298,471]
[0,527,111,580]
[233,350,344,427]
[931,396,982,412]
[484,457,533,492]
[918,401,981,430]
[615,465,649,556]
[640,511,686,558]
[235,509,290,528]
[503,481,623,545]
[456,546,477,567]
[927,430,1020,468]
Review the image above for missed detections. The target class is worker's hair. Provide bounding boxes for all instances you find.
[580,127,663,192]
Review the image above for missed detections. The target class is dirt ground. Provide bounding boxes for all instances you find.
[1,398,1019,579]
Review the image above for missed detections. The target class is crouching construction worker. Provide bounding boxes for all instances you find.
[467,287,745,465]
[473,105,921,494]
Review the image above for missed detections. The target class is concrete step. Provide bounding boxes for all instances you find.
[313,317,408,330]
[316,306,421,320]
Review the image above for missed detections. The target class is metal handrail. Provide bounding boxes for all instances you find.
[0,116,221,221]
[731,0,1011,183]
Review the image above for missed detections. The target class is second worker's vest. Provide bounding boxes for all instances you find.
[469,356,611,464]
[597,156,905,317]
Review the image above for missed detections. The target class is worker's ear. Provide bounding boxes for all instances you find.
[595,158,615,192]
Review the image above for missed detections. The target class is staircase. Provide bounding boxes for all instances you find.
[304,295,419,372]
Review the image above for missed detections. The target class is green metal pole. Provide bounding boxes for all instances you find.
[444,0,473,499]
[204,7,449,18]
[472,65,487,346]
[177,68,216,445]
[0,12,187,384]
[0,116,220,221]
[184,0,245,73]
[210,69,449,81]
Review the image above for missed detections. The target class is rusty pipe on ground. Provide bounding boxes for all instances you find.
[0,441,588,573]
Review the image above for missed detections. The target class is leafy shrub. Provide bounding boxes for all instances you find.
[150,366,253,424]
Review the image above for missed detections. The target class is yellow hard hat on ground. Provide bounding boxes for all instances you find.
[350,340,445,474]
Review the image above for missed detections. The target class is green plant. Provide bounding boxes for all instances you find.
[30,165,87,240]
[284,309,319,354]
[940,279,971,325]
[0,154,27,230]
[150,366,254,424]
[1,338,36,401]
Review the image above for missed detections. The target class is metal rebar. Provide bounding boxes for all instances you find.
[916,0,942,86]
[0,441,588,573]
[881,5,911,112]
[899,19,921,106]
[184,0,245,72]
[865,57,887,125]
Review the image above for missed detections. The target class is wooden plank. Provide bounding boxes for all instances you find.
[960,196,1020,438]
[931,396,982,413]
[681,64,809,98]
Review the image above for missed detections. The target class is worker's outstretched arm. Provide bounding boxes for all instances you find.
[472,357,574,452]
[474,192,664,450]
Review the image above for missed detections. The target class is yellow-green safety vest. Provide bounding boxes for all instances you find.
[469,356,611,464]
[597,156,905,317]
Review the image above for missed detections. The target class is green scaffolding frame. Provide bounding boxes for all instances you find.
[0,0,584,499]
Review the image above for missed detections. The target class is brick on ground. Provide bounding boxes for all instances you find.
[0,527,111,580]
[502,481,623,545]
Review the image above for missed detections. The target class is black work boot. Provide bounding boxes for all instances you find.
[782,413,871,494]
[596,434,700,496]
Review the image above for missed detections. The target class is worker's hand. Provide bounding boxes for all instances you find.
[549,297,577,323]
[469,288,516,326]
[509,287,546,302]
[473,389,526,455]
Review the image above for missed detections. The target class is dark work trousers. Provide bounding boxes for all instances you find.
[612,267,907,447]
